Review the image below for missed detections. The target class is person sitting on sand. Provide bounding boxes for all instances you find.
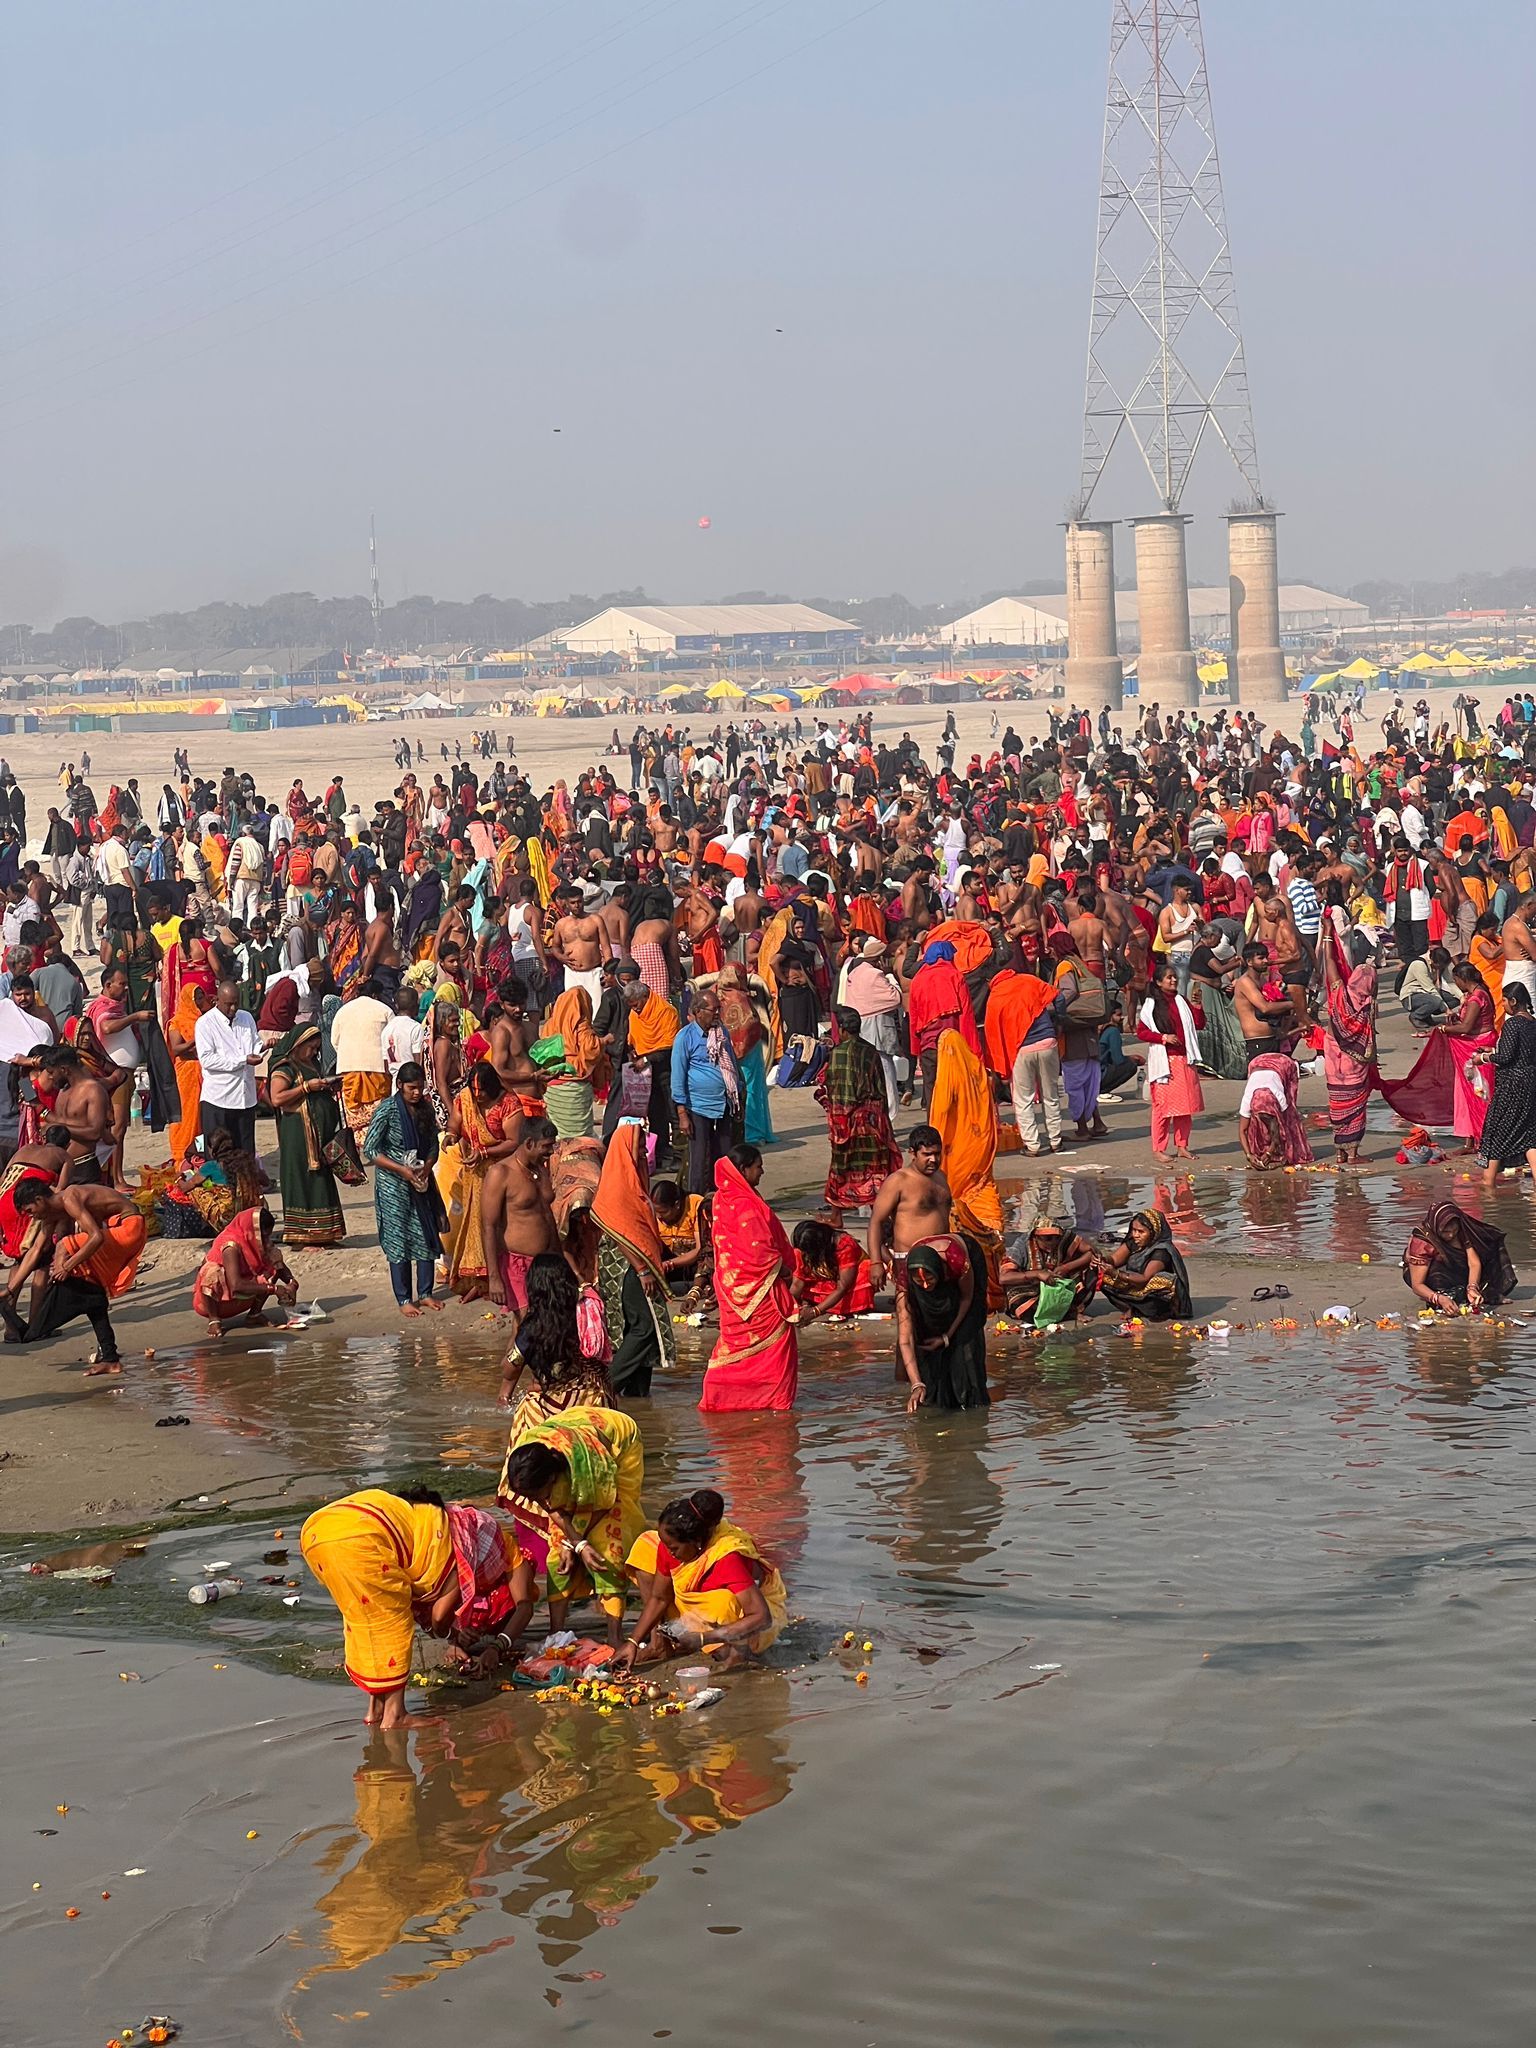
[301,1484,535,1729]
[615,1488,786,1672]
[191,1203,300,1334]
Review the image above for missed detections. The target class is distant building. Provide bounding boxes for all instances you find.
[940,585,1367,650]
[527,603,861,658]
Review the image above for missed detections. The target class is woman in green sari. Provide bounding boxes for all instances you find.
[362,1060,446,1314]
[266,1022,348,1247]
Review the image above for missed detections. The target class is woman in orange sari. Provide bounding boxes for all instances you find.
[166,973,216,1167]
[928,1025,1005,1296]
[701,1145,798,1413]
[441,1062,517,1299]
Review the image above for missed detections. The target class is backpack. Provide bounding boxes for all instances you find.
[287,847,313,889]
[1063,970,1108,1024]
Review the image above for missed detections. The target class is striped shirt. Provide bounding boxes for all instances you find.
[1287,878,1321,936]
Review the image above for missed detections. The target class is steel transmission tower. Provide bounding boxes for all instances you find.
[1077,0,1263,517]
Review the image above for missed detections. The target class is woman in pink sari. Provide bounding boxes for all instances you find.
[1239,1053,1314,1169]
[1322,930,1377,1165]
[1428,962,1498,1150]
[701,1145,798,1413]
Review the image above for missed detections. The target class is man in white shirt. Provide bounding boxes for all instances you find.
[1398,798,1428,850]
[93,824,137,927]
[194,978,262,1154]
[330,978,394,1138]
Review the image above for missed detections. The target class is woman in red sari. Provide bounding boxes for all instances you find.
[701,1146,798,1413]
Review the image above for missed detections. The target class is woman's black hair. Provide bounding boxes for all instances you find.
[516,1252,579,1371]
[395,1059,426,1088]
[657,1489,725,1548]
[1507,982,1533,1014]
[727,1141,762,1173]
[467,1059,504,1102]
[396,1482,446,1509]
[832,1004,862,1037]
[792,1217,838,1274]
[650,1177,681,1209]
[502,1441,567,1498]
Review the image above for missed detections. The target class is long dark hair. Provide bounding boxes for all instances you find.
[792,1218,838,1278]
[1149,968,1182,1039]
[516,1252,579,1370]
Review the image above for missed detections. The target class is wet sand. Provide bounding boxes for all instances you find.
[8,1290,1536,2047]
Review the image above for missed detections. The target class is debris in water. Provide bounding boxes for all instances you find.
[262,1548,289,1564]
[52,1566,113,1584]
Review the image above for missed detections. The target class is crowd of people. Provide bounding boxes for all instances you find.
[1,687,1532,1700]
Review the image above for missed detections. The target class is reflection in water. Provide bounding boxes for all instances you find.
[295,1679,796,2002]
[15,1236,1536,2041]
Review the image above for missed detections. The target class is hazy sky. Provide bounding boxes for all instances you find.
[1,0,1531,625]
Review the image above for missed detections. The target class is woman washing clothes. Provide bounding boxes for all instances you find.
[899,1231,990,1413]
[496,1404,645,1645]
[301,1485,534,1729]
[999,1214,1097,1323]
[790,1216,875,1323]
[616,1489,787,1672]
[1095,1210,1194,1322]
[1403,1201,1516,1314]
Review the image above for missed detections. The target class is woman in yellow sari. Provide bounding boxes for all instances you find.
[300,1483,534,1729]
[928,1025,1005,1293]
[617,1488,786,1671]
[496,1404,644,1644]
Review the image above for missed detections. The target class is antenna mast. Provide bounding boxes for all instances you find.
[369,514,382,648]
[1078,0,1263,516]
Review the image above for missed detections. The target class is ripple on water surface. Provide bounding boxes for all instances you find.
[8,1303,1536,2044]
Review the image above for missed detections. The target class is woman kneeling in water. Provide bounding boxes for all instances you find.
[615,1489,787,1673]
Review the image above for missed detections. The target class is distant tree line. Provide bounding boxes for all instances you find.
[3,563,1530,669]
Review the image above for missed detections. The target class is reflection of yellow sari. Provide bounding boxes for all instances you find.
[626,1523,786,1653]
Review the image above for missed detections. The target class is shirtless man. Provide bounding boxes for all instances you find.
[481,1115,560,1319]
[631,891,682,999]
[1500,897,1536,1006]
[1233,940,1296,1064]
[546,884,606,1006]
[1,1177,145,1371]
[33,1046,113,1184]
[593,885,629,961]
[1068,886,1108,980]
[868,1127,955,1407]
[360,881,403,995]
[485,982,543,1104]
[868,1126,952,1298]
[1251,876,1308,1029]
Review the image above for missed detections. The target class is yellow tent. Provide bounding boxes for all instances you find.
[796,683,830,701]
[533,693,567,716]
[705,678,747,700]
[1338,657,1380,679]
[659,682,696,698]
[1441,649,1481,668]
[1400,651,1443,671]
[1197,659,1228,684]
[318,692,369,717]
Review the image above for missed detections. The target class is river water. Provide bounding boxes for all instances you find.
[6,1242,1536,2044]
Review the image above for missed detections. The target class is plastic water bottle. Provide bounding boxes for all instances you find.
[187,1578,243,1605]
